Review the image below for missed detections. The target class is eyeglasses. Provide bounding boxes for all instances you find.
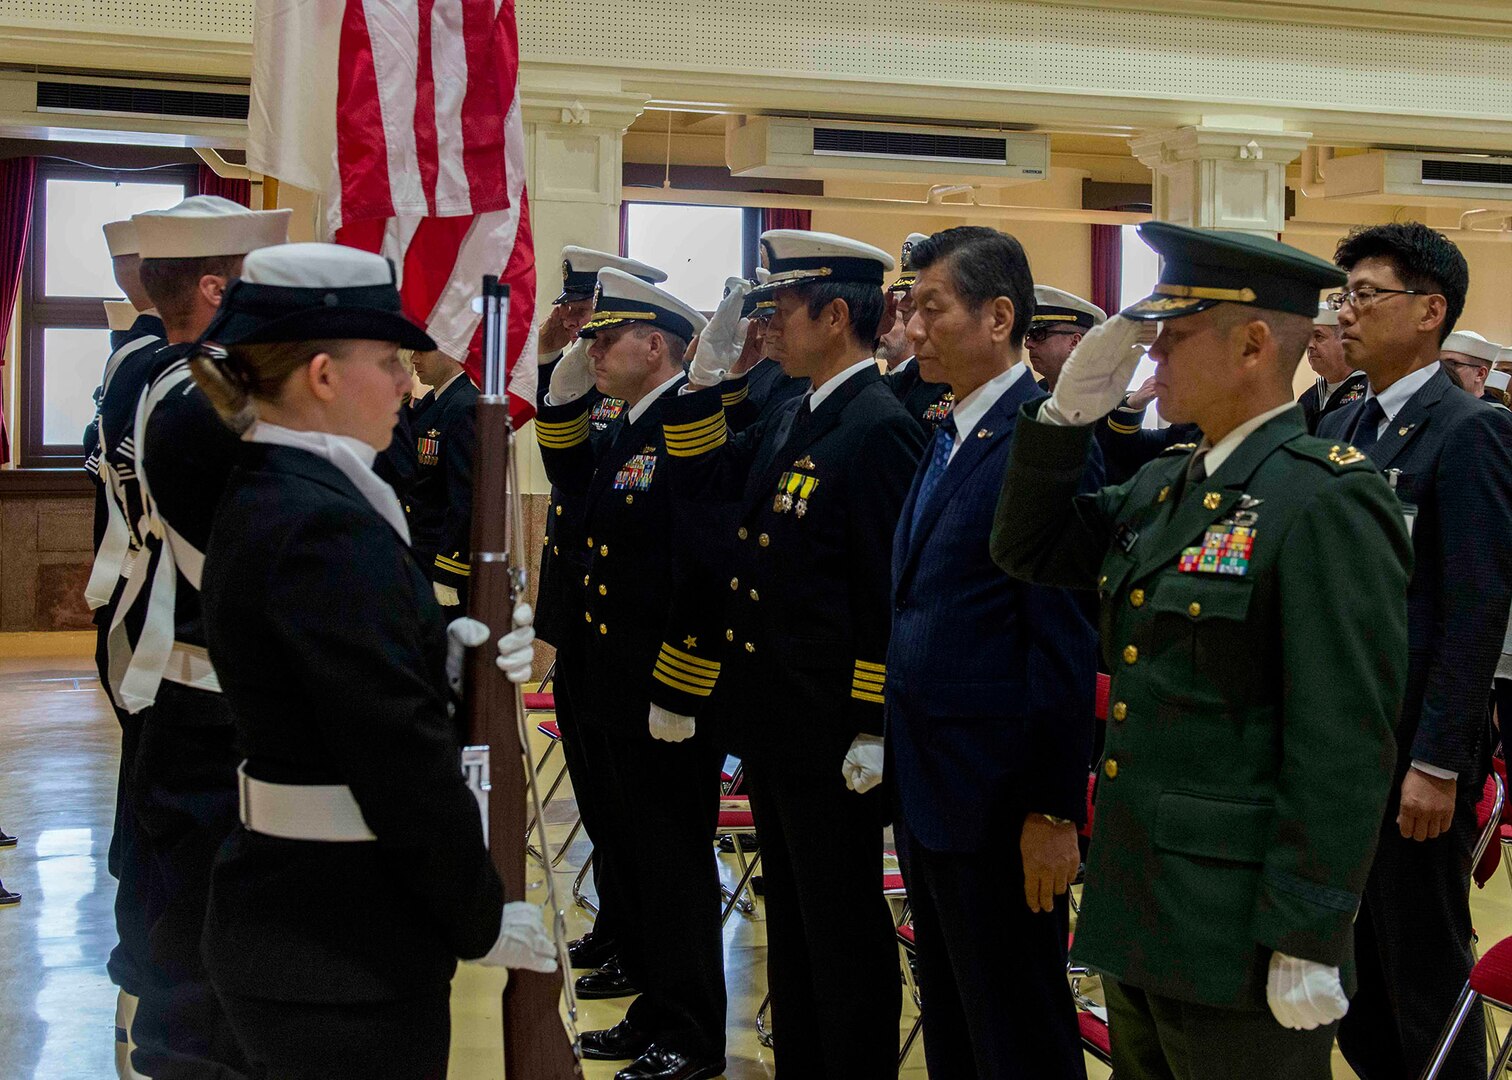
[1325,286,1434,311]
[1440,357,1488,373]
[1025,326,1083,344]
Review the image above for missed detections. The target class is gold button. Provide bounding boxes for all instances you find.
[1112,702,1127,721]
[586,537,593,548]
[625,494,634,505]
[543,534,549,544]
[730,577,739,591]
[745,642,755,653]
[1129,589,1145,608]
[598,584,607,596]
[554,505,563,516]
[584,612,591,622]
[552,545,559,555]
[1157,486,1170,503]
[1188,601,1202,618]
[599,624,607,635]
[1099,575,1108,588]
[600,544,608,556]
[738,527,749,540]
[725,629,734,642]
[749,589,759,601]
[1104,759,1119,779]
[759,533,770,547]
[1122,644,1138,665]
[583,575,590,586]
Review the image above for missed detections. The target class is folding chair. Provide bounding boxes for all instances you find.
[522,676,583,867]
[718,795,761,924]
[896,923,924,1068]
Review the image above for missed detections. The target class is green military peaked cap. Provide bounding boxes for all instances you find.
[1124,220,1346,321]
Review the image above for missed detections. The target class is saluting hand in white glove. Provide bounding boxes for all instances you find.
[434,582,461,607]
[842,734,885,794]
[1041,315,1158,426]
[547,338,594,405]
[688,282,751,388]
[648,703,696,742]
[473,901,558,972]
[495,603,536,685]
[1266,952,1349,1030]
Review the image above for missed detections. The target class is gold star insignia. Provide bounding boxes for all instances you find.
[1203,492,1221,510]
[683,635,697,649]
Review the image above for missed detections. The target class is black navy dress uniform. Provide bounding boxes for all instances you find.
[1093,402,1202,487]
[195,244,506,1080]
[660,229,925,1076]
[888,365,1101,1080]
[373,395,421,500]
[1320,365,1512,1080]
[887,357,954,433]
[1298,371,1368,434]
[406,370,479,603]
[536,269,728,1075]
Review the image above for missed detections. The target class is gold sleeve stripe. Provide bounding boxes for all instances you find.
[655,662,718,691]
[536,414,590,449]
[1105,417,1142,435]
[656,656,719,686]
[665,416,728,458]
[852,670,885,687]
[654,668,717,697]
[721,385,750,407]
[665,429,728,457]
[850,687,885,704]
[663,412,726,439]
[658,644,720,674]
[854,660,886,674]
[435,555,472,576]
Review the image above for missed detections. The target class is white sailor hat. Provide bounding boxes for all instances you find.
[1497,347,1512,368]
[1314,301,1340,327]
[890,232,931,292]
[1441,330,1502,364]
[200,242,435,351]
[1032,286,1106,331]
[557,247,666,305]
[1488,369,1511,393]
[103,219,139,258]
[752,230,894,299]
[579,268,708,342]
[134,196,291,260]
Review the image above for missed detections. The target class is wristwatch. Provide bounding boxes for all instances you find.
[1039,814,1073,827]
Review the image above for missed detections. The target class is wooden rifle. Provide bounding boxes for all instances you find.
[465,275,582,1077]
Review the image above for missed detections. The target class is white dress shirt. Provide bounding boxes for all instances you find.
[808,357,881,411]
[1363,363,1438,438]
[941,362,1029,464]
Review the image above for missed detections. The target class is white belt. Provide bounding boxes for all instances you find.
[237,764,377,842]
[160,642,221,693]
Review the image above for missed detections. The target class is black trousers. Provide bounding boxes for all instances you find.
[553,655,623,950]
[894,813,1085,1080]
[745,749,901,1078]
[107,708,151,998]
[1104,979,1336,1080]
[599,727,727,1060]
[1496,678,1512,763]
[220,989,450,1080]
[1338,785,1482,1080]
[130,681,248,1080]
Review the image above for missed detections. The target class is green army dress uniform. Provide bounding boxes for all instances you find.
[990,222,1414,1033]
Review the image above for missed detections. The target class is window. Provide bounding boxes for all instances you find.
[623,203,755,312]
[1119,223,1164,428]
[21,164,192,467]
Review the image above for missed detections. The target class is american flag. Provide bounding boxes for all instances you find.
[247,0,537,424]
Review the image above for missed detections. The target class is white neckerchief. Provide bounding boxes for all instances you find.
[942,362,1028,464]
[1199,400,1295,478]
[247,422,411,544]
[809,357,878,411]
[628,371,683,425]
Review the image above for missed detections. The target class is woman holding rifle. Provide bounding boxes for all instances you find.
[188,242,554,1079]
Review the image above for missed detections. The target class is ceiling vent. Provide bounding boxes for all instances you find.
[35,80,249,122]
[1319,150,1512,203]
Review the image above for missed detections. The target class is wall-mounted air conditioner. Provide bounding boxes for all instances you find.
[0,71,250,145]
[1321,150,1512,204]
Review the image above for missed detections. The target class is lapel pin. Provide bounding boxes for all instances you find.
[976,429,992,439]
[1398,425,1411,437]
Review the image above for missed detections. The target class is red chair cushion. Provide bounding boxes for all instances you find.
[896,923,916,947]
[718,809,755,829]
[1475,774,1504,887]
[536,719,561,739]
[882,872,906,892]
[1094,672,1111,722]
[1078,1011,1111,1056]
[1470,935,1512,1001]
[522,692,555,711]
[1080,773,1097,839]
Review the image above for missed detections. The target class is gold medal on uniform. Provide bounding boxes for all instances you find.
[774,470,818,515]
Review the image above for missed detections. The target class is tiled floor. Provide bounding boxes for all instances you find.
[1,631,1508,1078]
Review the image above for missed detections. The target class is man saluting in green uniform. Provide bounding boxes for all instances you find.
[991,221,1412,1079]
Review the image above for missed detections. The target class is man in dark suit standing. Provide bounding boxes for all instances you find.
[888,226,1098,1079]
[1320,222,1512,1080]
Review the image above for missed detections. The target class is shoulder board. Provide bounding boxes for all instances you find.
[1282,438,1376,473]
[1159,442,1199,456]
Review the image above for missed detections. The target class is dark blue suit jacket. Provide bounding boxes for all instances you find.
[1319,367,1512,784]
[886,372,1100,852]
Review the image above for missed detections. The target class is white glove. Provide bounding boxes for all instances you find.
[1266,952,1349,1031]
[842,734,885,794]
[434,582,461,607]
[445,617,491,697]
[495,603,536,684]
[688,282,750,387]
[547,338,594,405]
[648,703,696,742]
[473,901,558,972]
[1041,315,1158,426]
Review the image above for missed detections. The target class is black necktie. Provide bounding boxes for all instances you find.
[1352,398,1386,451]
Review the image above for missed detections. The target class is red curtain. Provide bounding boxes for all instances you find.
[0,157,37,465]
[1090,223,1121,318]
[197,163,252,207]
[762,207,811,231]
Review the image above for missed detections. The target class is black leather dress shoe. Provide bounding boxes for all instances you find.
[579,1019,653,1061]
[575,959,638,1000]
[0,830,16,847]
[0,881,19,906]
[615,1045,725,1080]
[716,833,758,854]
[568,930,618,969]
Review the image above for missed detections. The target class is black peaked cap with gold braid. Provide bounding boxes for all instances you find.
[1032,285,1106,330]
[556,246,665,305]
[749,229,894,300]
[578,267,708,342]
